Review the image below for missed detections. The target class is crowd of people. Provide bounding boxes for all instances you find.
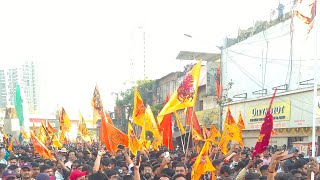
[0,142,319,180]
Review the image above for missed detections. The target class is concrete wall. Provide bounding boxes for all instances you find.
[222,19,319,102]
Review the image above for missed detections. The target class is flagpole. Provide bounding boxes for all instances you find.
[311,3,319,180]
[185,109,193,158]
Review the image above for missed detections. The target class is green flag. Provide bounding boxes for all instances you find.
[14,85,24,126]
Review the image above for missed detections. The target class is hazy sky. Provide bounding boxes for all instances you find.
[0,0,285,118]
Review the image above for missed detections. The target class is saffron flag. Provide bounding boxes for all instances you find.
[8,139,13,151]
[237,113,245,129]
[208,125,221,144]
[192,127,203,141]
[91,85,113,125]
[32,120,37,135]
[30,131,55,160]
[100,115,128,153]
[158,61,202,124]
[128,123,140,156]
[252,89,277,157]
[224,107,236,125]
[133,87,146,127]
[52,135,63,148]
[20,130,29,140]
[144,105,161,138]
[139,125,146,149]
[78,112,88,137]
[14,85,24,127]
[159,95,174,150]
[59,130,67,144]
[173,111,186,134]
[59,107,71,132]
[47,122,57,135]
[294,0,317,34]
[192,140,216,180]
[218,124,243,154]
[202,125,211,140]
[186,107,202,135]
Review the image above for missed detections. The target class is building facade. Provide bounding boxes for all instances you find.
[0,61,39,113]
[221,17,320,150]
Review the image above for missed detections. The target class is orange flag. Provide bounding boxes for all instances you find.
[173,111,186,134]
[237,113,245,129]
[128,123,140,156]
[47,121,57,134]
[133,87,146,127]
[159,95,174,150]
[225,107,236,125]
[186,107,202,135]
[78,112,88,137]
[8,139,13,151]
[192,127,203,141]
[192,140,215,180]
[100,115,128,153]
[202,124,210,140]
[158,61,202,124]
[30,131,55,160]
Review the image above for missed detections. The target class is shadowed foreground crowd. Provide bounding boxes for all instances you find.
[0,143,319,180]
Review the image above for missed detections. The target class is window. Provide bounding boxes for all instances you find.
[288,137,303,148]
[199,100,204,111]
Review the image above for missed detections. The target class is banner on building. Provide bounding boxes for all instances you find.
[247,101,291,123]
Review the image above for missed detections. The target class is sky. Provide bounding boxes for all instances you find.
[0,0,286,118]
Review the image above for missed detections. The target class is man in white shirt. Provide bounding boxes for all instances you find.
[65,150,77,170]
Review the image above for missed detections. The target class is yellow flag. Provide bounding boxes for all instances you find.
[144,105,161,138]
[139,125,146,149]
[20,130,29,140]
[158,61,202,124]
[133,87,146,127]
[79,112,88,136]
[128,123,140,156]
[60,107,71,132]
[192,140,215,180]
[218,123,243,154]
[59,130,67,144]
[237,112,245,129]
[173,111,186,134]
[192,127,203,141]
[52,135,63,148]
[208,125,221,144]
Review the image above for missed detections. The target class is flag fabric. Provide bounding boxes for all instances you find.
[8,139,13,151]
[52,135,63,148]
[92,85,113,125]
[192,127,203,141]
[173,112,186,134]
[32,120,37,134]
[224,107,236,125]
[100,115,128,153]
[294,0,317,34]
[252,89,277,157]
[215,65,221,100]
[192,140,216,180]
[20,130,29,140]
[30,131,55,160]
[202,125,211,140]
[105,111,114,126]
[158,61,202,124]
[78,113,88,137]
[237,113,245,129]
[59,130,67,144]
[59,107,71,132]
[144,105,161,138]
[47,122,57,135]
[133,87,146,127]
[139,125,146,149]
[14,85,24,127]
[186,107,202,135]
[128,123,140,156]
[208,125,221,144]
[159,94,174,150]
[218,123,243,154]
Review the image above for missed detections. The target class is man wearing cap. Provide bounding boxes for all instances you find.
[2,169,16,180]
[70,169,87,180]
[20,163,33,180]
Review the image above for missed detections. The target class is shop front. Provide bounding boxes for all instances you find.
[225,88,320,148]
